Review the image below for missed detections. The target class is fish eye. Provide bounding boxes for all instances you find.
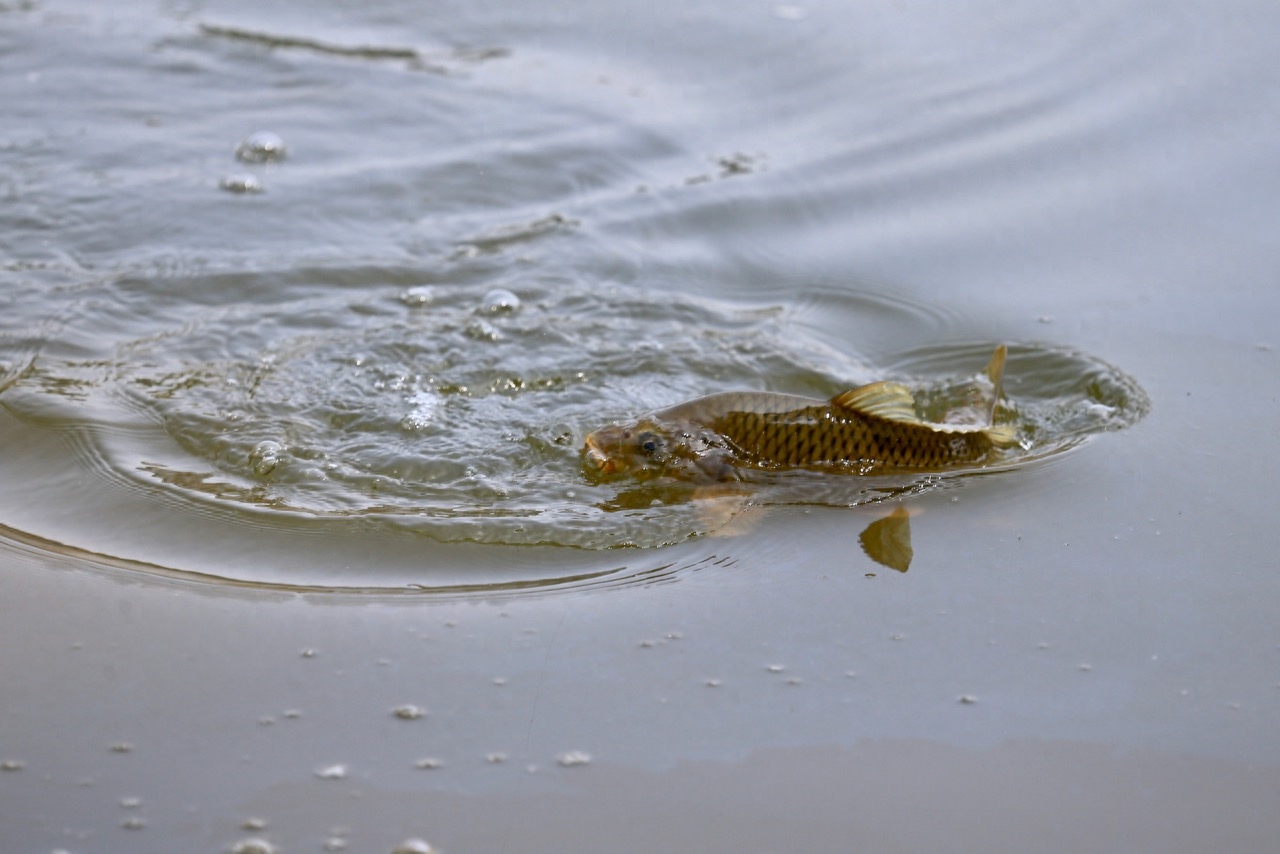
[637,431,663,455]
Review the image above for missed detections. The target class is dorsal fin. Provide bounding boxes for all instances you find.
[831,381,922,423]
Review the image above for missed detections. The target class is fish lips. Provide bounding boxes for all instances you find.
[581,435,617,476]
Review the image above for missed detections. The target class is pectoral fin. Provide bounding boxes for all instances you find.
[831,382,922,423]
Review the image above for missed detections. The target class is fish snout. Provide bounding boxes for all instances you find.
[582,435,616,475]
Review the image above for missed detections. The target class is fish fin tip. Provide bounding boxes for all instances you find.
[983,423,1019,447]
[831,381,921,423]
[984,344,1007,425]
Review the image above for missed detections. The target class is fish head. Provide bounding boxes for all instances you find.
[582,419,681,480]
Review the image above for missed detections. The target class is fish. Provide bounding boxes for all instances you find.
[582,344,1018,482]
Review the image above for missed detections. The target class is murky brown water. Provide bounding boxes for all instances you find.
[2,0,1278,851]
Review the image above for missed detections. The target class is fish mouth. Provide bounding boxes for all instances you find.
[582,435,616,475]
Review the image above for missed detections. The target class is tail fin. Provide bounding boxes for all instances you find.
[984,344,1007,425]
[981,344,1018,447]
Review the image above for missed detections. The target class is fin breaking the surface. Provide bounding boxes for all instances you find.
[984,344,1007,425]
[981,344,1017,446]
[830,382,922,423]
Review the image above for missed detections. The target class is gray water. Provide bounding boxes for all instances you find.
[2,0,1279,851]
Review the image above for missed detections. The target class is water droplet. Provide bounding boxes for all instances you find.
[665,631,683,640]
[391,839,436,854]
[480,288,520,314]
[249,440,284,476]
[301,649,318,658]
[704,678,722,687]
[219,174,264,194]
[414,757,444,770]
[774,4,806,20]
[485,752,507,764]
[1078,663,1093,672]
[231,839,276,854]
[121,816,146,830]
[958,694,978,705]
[765,664,785,673]
[120,797,142,808]
[283,709,302,719]
[492,677,508,686]
[465,319,502,341]
[110,742,134,754]
[392,704,426,720]
[401,390,439,430]
[235,131,287,163]
[1,759,25,771]
[557,750,592,767]
[242,817,268,831]
[324,838,348,851]
[785,677,803,686]
[315,764,347,780]
[400,286,434,307]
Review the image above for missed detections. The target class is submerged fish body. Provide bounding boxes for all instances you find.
[583,345,1017,481]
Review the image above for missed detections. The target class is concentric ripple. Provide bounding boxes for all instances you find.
[0,270,1148,589]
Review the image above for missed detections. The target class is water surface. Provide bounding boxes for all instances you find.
[1,0,1278,851]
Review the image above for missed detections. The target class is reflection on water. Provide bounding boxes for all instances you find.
[860,507,914,573]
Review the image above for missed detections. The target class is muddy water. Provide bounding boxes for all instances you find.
[2,0,1279,851]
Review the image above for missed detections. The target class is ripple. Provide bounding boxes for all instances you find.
[0,270,1146,591]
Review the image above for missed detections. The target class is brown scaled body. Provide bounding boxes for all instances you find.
[662,392,995,473]
[582,345,1016,482]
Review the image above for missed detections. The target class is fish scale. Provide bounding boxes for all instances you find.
[708,403,990,471]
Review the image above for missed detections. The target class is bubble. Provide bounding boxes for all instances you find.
[242,818,268,830]
[249,441,284,476]
[231,840,276,854]
[110,742,134,753]
[557,750,591,767]
[401,391,439,430]
[464,319,501,342]
[957,694,978,705]
[219,174,264,194]
[1,759,25,771]
[121,816,146,830]
[414,757,444,770]
[392,704,426,720]
[400,286,434,307]
[391,840,436,854]
[120,796,142,808]
[480,288,520,314]
[235,131,288,163]
[315,764,347,780]
[485,752,507,764]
